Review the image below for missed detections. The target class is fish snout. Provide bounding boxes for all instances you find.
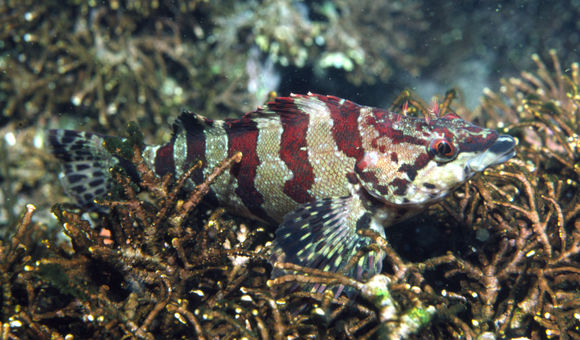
[466,134,517,173]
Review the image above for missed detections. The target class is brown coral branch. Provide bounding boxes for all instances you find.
[151,160,202,228]
[268,262,363,291]
[166,303,206,340]
[490,171,553,256]
[242,288,284,340]
[135,277,172,338]
[179,151,243,217]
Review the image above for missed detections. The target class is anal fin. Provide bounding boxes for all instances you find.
[270,195,385,295]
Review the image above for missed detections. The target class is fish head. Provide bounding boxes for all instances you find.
[355,109,516,205]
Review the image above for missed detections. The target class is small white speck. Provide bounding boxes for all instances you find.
[33,132,44,149]
[313,307,326,316]
[4,131,16,146]
[9,320,22,328]
[71,95,82,106]
[174,313,187,324]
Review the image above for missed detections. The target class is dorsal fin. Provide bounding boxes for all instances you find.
[172,110,214,137]
[253,93,361,120]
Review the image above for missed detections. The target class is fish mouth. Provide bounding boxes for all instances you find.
[466,134,517,173]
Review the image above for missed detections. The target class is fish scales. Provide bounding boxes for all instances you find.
[48,93,516,294]
[149,94,363,223]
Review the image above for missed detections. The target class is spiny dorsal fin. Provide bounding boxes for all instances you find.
[173,111,215,137]
[252,93,362,120]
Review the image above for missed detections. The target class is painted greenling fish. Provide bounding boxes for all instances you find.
[48,93,516,290]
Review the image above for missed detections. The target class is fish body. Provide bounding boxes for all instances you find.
[48,93,516,289]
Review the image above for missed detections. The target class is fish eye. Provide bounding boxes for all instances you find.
[429,138,457,161]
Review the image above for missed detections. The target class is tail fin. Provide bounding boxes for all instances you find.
[47,129,120,210]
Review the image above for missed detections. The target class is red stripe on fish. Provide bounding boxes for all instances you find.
[278,105,314,204]
[155,143,175,176]
[224,117,274,223]
[327,95,364,160]
[178,112,208,184]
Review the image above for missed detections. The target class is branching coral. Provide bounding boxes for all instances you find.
[481,50,579,175]
[2,50,579,338]
[432,52,580,338]
[4,3,141,130]
[1,129,266,338]
[0,125,433,338]
[0,0,261,135]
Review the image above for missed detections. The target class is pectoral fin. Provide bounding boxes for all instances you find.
[270,196,385,294]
